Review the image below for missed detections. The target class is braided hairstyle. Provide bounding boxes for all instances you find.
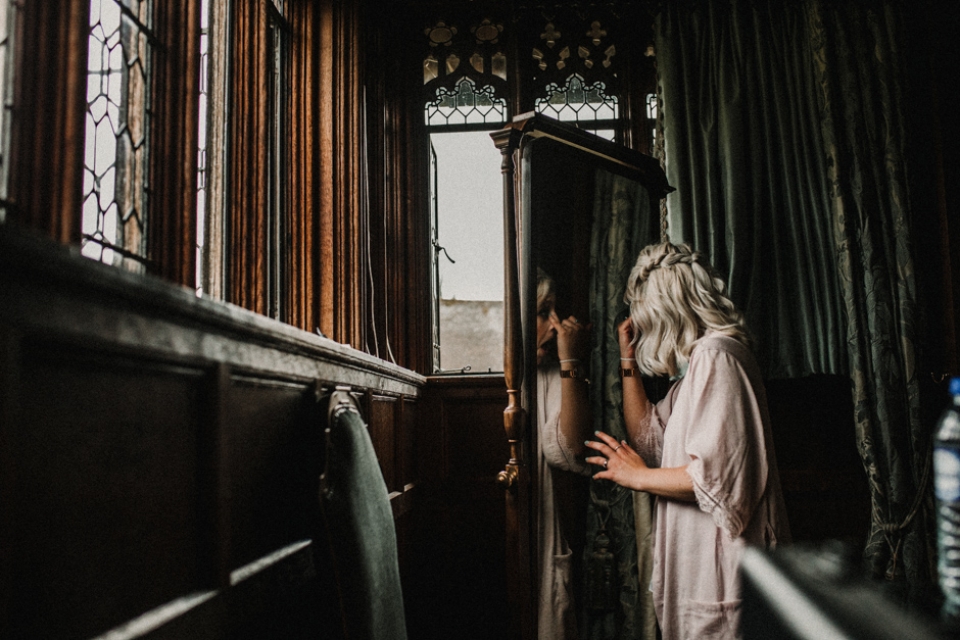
[624,242,750,378]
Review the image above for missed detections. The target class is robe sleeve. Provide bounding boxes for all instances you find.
[630,381,680,468]
[682,345,769,538]
[539,367,590,476]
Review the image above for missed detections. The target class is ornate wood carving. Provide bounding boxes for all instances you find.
[491,123,532,640]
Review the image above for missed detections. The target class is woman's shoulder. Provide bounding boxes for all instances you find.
[690,331,762,380]
[691,332,754,366]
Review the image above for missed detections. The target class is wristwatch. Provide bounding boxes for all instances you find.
[560,367,585,379]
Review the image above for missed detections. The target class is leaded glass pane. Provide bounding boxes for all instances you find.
[646,92,658,153]
[196,0,210,293]
[535,74,619,127]
[424,54,438,84]
[0,0,15,225]
[491,52,507,80]
[426,77,507,127]
[82,0,154,271]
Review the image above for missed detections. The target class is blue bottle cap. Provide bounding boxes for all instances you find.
[951,377,960,396]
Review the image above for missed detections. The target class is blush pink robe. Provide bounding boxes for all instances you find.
[631,333,790,640]
[537,365,589,640]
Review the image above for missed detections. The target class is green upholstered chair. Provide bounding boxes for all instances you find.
[320,391,408,640]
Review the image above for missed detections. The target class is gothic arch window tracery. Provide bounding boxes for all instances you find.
[423,16,508,128]
[523,7,628,139]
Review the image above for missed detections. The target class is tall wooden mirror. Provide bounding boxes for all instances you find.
[492,113,673,639]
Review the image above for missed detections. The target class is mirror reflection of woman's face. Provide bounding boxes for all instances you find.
[536,294,557,366]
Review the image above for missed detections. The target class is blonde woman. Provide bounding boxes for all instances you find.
[585,243,789,640]
[535,269,591,640]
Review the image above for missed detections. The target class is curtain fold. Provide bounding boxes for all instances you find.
[807,0,935,601]
[582,168,659,640]
[655,0,846,379]
[653,0,937,604]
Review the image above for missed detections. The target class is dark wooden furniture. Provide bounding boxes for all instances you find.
[492,112,673,640]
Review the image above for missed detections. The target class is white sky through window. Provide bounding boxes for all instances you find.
[432,130,504,302]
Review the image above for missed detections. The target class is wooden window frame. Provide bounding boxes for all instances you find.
[5,1,201,285]
[1,0,453,375]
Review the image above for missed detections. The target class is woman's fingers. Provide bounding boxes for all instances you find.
[554,313,592,361]
[549,310,564,332]
[590,430,620,449]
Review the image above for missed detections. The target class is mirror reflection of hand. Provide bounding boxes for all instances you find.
[617,318,637,360]
[550,311,591,361]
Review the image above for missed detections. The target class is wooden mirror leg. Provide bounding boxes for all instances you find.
[492,124,533,640]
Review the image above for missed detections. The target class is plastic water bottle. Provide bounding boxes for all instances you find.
[935,376,960,624]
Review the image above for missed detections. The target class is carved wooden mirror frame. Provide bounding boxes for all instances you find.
[491,112,672,639]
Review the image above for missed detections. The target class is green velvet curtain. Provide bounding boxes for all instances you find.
[806,0,935,601]
[655,0,847,380]
[654,0,936,603]
[582,168,659,639]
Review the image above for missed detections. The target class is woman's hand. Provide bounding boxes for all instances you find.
[585,430,648,491]
[551,311,591,362]
[617,318,637,361]
[586,430,696,501]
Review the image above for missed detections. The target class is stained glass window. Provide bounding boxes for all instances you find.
[426,77,507,128]
[535,73,619,139]
[424,17,508,373]
[81,0,154,271]
[529,14,621,141]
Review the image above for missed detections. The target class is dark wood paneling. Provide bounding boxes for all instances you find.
[409,375,509,640]
[369,394,399,493]
[0,229,425,638]
[228,376,320,571]
[400,395,418,490]
[11,343,206,639]
[766,375,870,544]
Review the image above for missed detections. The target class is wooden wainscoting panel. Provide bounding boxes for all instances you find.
[11,341,207,640]
[227,375,320,572]
[368,393,399,494]
[0,229,426,638]
[400,395,419,492]
[406,375,509,640]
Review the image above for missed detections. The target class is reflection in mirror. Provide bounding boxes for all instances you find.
[520,121,668,638]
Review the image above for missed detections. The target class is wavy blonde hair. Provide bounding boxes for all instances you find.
[537,268,556,312]
[625,242,749,377]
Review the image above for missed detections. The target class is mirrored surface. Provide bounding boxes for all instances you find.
[515,116,670,635]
